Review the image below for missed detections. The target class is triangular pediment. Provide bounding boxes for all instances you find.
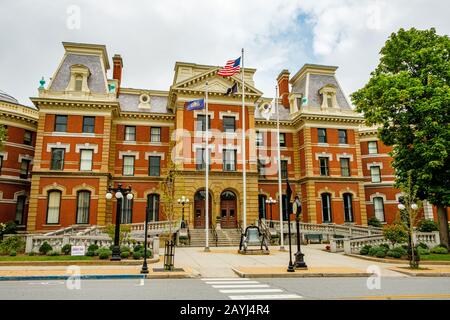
[170,67,263,98]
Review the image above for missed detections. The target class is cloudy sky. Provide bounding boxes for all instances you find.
[1,0,449,106]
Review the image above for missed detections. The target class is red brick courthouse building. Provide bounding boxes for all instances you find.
[0,42,445,233]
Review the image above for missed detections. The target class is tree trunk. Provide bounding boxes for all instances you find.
[437,205,449,249]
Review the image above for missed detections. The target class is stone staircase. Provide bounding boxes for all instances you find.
[187,228,242,247]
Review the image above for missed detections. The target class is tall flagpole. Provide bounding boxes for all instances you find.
[205,81,210,252]
[276,85,285,251]
[241,48,247,231]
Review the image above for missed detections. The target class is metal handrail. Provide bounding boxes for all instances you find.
[258,219,272,246]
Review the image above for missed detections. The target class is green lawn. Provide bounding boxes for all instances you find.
[0,255,95,261]
[420,254,450,261]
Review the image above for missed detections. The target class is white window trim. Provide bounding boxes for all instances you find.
[315,152,333,161]
[219,111,239,121]
[272,156,292,164]
[194,110,215,119]
[18,154,34,164]
[46,142,70,153]
[369,193,386,202]
[75,143,99,154]
[119,151,140,160]
[0,152,8,161]
[145,152,165,160]
[367,162,383,170]
[192,143,215,152]
[218,144,241,154]
[336,153,354,161]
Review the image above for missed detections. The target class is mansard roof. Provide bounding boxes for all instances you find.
[118,88,170,114]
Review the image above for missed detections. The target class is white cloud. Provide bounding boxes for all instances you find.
[0,0,449,105]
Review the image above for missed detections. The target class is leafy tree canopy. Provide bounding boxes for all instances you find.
[351,28,450,207]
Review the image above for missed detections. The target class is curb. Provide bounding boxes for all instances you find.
[388,268,450,277]
[0,257,160,267]
[232,268,370,278]
[0,274,146,281]
[346,254,450,266]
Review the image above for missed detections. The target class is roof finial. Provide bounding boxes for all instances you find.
[39,77,45,89]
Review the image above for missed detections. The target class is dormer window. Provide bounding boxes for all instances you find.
[66,64,90,93]
[319,85,338,109]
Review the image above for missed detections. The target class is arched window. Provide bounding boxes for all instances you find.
[343,193,354,223]
[147,194,160,222]
[76,191,90,224]
[373,197,385,222]
[258,195,267,220]
[46,190,61,224]
[220,190,236,201]
[15,195,26,225]
[321,193,332,223]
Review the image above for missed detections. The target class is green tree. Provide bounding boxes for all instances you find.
[351,28,450,248]
[0,125,7,150]
[383,222,408,248]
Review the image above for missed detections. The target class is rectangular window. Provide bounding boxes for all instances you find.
[80,149,93,171]
[327,96,333,108]
[338,129,348,144]
[124,126,136,141]
[76,191,90,224]
[257,159,265,177]
[54,115,68,132]
[368,141,378,155]
[82,116,95,133]
[223,149,237,172]
[15,196,26,225]
[296,97,303,109]
[50,149,65,170]
[123,156,135,176]
[279,133,286,147]
[196,115,211,132]
[196,148,210,171]
[150,127,161,142]
[340,158,350,177]
[121,198,133,224]
[46,191,61,224]
[319,157,329,176]
[0,155,3,175]
[281,160,288,179]
[256,131,264,147]
[20,159,30,179]
[75,76,83,91]
[370,166,381,183]
[24,130,33,145]
[321,193,332,223]
[343,194,354,223]
[374,197,385,222]
[223,116,235,133]
[148,156,161,176]
[318,128,327,143]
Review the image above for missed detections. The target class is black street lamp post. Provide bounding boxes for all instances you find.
[106,183,133,261]
[286,180,295,273]
[293,196,307,269]
[178,196,189,229]
[141,205,150,274]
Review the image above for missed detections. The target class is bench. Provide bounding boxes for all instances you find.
[305,234,323,244]
[239,226,269,252]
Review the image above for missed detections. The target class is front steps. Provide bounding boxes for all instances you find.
[187,228,242,247]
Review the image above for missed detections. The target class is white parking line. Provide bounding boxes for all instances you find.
[212,284,270,288]
[205,281,260,285]
[229,294,303,300]
[220,289,284,294]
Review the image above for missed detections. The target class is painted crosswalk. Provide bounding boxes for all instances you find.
[201,277,302,300]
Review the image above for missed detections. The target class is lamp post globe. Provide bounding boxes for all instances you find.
[106,192,113,200]
[411,203,418,210]
[398,203,406,210]
[127,193,134,200]
[115,191,123,199]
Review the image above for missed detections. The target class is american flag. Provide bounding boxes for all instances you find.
[217,57,241,77]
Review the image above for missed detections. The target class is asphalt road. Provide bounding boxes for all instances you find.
[0,277,450,300]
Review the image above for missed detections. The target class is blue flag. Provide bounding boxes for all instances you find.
[186,99,205,111]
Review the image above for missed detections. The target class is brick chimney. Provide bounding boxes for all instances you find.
[112,54,123,96]
[277,69,290,108]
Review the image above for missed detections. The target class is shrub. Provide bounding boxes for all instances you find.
[39,242,53,255]
[417,242,428,250]
[133,244,143,252]
[133,251,143,260]
[360,245,372,255]
[417,219,439,232]
[368,246,388,257]
[383,223,408,247]
[98,248,112,260]
[47,250,60,256]
[380,243,390,250]
[0,235,25,255]
[375,250,386,258]
[61,244,72,255]
[0,221,17,236]
[85,250,95,257]
[28,252,35,256]
[121,251,130,259]
[87,244,99,252]
[9,250,17,257]
[368,217,382,228]
[387,250,402,258]
[431,245,449,254]
[120,246,130,253]
[418,247,430,256]
[139,249,152,258]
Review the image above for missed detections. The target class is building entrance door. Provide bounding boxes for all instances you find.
[220,190,237,229]
[194,190,212,229]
